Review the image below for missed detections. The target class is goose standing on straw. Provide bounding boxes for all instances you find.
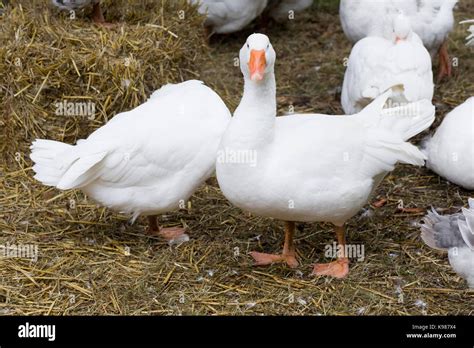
[30,81,231,244]
[216,33,435,278]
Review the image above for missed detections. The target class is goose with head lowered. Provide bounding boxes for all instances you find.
[339,0,458,82]
[30,80,231,244]
[341,12,434,115]
[216,33,435,278]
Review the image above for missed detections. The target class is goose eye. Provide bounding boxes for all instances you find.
[246,43,249,48]
[266,44,270,49]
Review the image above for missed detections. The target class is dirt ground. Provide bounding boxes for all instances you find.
[1,0,473,315]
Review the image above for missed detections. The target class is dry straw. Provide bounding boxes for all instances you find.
[0,0,207,163]
[0,0,473,315]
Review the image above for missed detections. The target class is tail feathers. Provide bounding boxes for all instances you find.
[357,89,392,120]
[357,85,435,142]
[362,130,426,177]
[421,208,467,251]
[30,140,75,187]
[30,139,107,190]
[380,99,435,141]
[56,151,107,190]
[357,89,435,178]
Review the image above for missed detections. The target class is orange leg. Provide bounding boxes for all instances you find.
[91,1,114,27]
[250,221,299,268]
[437,40,452,82]
[312,225,349,279]
[146,215,189,244]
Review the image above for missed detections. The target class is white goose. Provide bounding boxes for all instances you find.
[421,199,474,288]
[422,97,474,190]
[30,80,231,243]
[51,0,109,25]
[190,0,268,34]
[339,0,458,81]
[341,13,433,115]
[216,33,435,278]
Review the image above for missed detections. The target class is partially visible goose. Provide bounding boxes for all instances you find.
[342,13,433,114]
[51,0,110,26]
[267,0,313,22]
[339,0,458,81]
[421,199,474,288]
[30,80,231,243]
[422,97,474,190]
[190,0,268,34]
[216,33,435,278]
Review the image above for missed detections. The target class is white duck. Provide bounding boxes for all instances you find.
[267,0,313,22]
[30,80,231,243]
[421,198,474,288]
[51,0,109,25]
[422,97,474,190]
[216,33,435,278]
[190,0,268,34]
[339,0,458,81]
[341,13,433,115]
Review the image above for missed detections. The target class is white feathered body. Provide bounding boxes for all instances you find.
[217,83,435,226]
[449,247,474,288]
[341,32,434,114]
[339,0,458,55]
[30,80,231,220]
[190,0,268,34]
[423,97,474,190]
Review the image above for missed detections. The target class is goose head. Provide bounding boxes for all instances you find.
[240,33,276,82]
[383,12,412,44]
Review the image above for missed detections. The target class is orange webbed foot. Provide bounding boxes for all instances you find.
[312,258,349,279]
[249,251,299,268]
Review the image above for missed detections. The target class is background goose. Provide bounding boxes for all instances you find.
[339,0,458,81]
[216,33,435,278]
[30,80,231,243]
[190,0,268,34]
[341,13,434,115]
[421,199,474,288]
[422,97,474,190]
[51,0,109,25]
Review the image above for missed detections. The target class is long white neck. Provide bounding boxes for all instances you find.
[229,71,277,149]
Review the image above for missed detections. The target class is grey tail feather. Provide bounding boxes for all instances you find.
[421,208,449,251]
[420,208,466,251]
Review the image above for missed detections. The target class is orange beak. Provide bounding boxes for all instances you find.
[395,36,403,43]
[248,49,266,81]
